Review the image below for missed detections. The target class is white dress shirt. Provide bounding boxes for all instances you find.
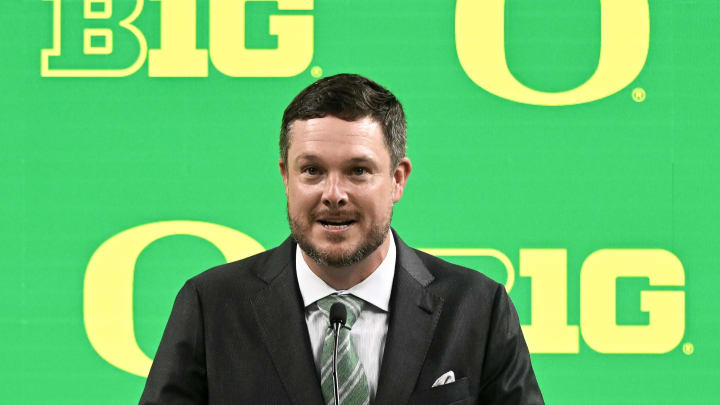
[295,235,396,404]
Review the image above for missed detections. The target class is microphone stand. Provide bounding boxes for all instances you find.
[332,321,341,405]
[329,302,347,405]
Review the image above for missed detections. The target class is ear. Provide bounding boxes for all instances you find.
[279,158,289,196]
[391,157,412,203]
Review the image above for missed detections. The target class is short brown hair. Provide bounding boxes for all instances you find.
[280,73,407,169]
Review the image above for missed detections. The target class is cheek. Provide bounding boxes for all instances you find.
[362,192,394,216]
[288,185,319,209]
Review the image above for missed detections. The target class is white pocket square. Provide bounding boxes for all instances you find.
[432,370,456,387]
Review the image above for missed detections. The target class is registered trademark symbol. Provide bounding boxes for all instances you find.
[632,87,646,103]
[310,66,323,78]
[682,342,694,355]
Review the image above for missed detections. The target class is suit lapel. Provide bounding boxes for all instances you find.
[250,239,324,405]
[374,232,444,405]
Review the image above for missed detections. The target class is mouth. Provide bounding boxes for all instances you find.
[317,218,356,230]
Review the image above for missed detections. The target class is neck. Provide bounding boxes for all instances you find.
[302,231,392,290]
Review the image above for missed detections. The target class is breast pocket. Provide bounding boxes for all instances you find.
[407,376,470,405]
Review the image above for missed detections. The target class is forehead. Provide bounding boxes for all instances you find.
[287,116,390,162]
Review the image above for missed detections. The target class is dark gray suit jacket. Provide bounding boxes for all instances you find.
[139,231,544,405]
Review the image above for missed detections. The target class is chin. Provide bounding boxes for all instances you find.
[312,242,363,267]
[297,237,377,268]
[290,213,390,268]
[320,243,358,258]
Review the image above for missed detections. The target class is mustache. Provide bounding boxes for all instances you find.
[310,210,359,221]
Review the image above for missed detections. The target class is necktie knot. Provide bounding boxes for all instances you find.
[316,294,364,329]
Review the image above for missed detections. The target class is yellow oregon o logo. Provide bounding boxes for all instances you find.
[83,221,264,377]
[455,0,650,106]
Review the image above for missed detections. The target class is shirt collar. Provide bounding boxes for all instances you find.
[295,233,396,312]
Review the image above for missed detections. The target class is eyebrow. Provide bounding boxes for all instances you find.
[347,157,375,164]
[294,154,321,164]
[294,154,377,164]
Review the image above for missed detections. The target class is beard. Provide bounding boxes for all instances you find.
[288,205,392,268]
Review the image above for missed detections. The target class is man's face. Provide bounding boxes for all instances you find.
[280,116,410,267]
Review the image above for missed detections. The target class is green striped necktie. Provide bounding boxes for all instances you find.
[316,294,370,405]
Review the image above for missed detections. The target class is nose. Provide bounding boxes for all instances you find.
[321,173,348,208]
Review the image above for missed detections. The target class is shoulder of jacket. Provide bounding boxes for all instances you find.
[186,244,283,292]
[412,248,505,298]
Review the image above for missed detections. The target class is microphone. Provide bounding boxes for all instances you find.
[329,302,347,405]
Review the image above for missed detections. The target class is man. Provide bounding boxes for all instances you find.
[139,74,544,405]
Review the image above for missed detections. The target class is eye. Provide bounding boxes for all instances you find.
[302,166,320,175]
[352,167,368,176]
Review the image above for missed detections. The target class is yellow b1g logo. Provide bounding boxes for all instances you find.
[41,0,314,77]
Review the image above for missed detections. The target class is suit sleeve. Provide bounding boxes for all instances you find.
[477,283,545,405]
[139,280,208,405]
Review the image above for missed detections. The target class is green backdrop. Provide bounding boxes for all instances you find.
[2,0,719,403]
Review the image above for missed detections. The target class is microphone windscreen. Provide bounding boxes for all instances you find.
[329,302,347,325]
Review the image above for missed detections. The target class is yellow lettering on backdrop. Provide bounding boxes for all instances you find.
[83,221,264,377]
[455,0,650,106]
[210,0,314,77]
[83,28,114,55]
[85,0,112,19]
[520,249,579,353]
[580,249,685,353]
[149,0,208,77]
[41,0,148,77]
